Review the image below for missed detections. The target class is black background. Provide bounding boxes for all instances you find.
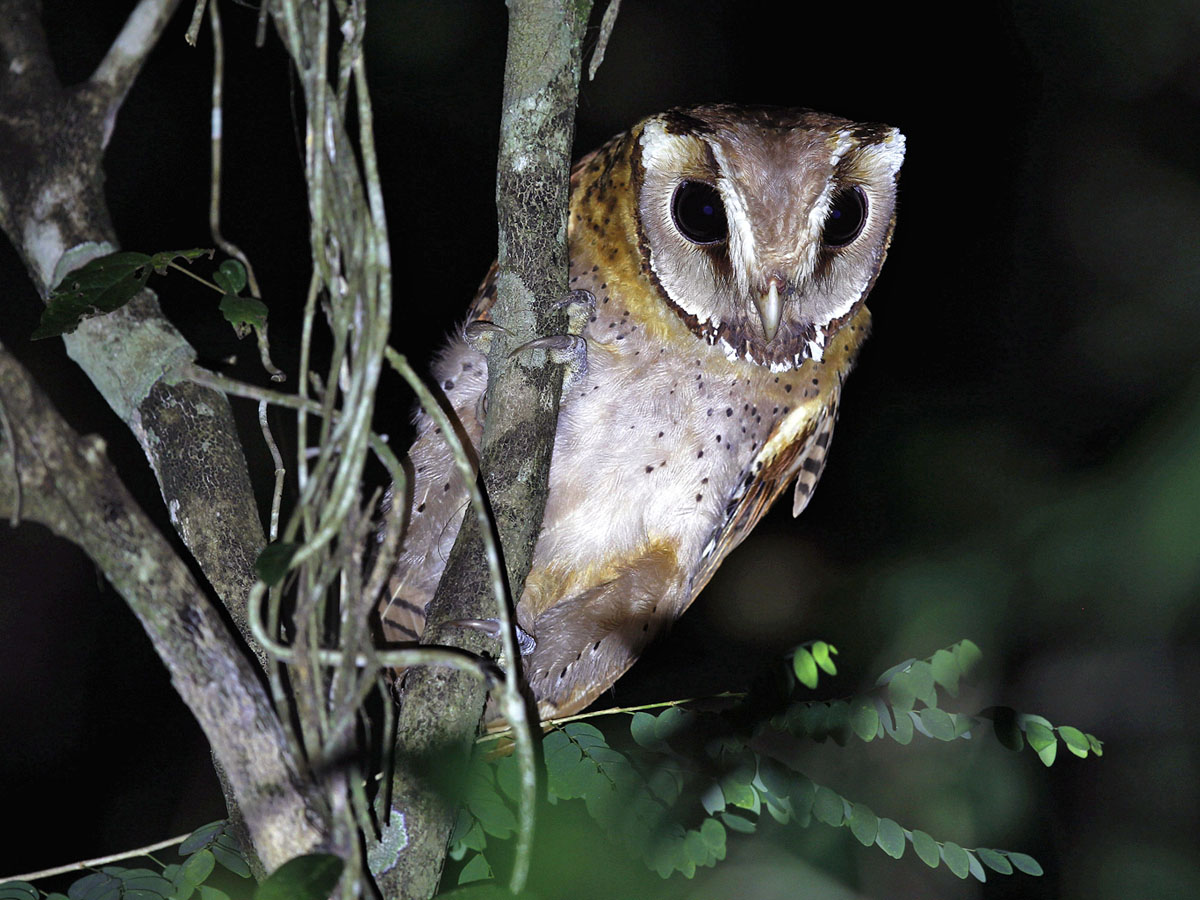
[2,2,1198,898]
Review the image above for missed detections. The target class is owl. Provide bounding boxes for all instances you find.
[382,105,904,719]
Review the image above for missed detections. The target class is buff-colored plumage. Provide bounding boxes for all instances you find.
[382,105,904,718]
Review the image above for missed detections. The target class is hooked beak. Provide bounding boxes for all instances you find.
[754,279,783,342]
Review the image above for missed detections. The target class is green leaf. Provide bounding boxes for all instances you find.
[812,785,844,826]
[847,804,878,847]
[1007,852,1044,876]
[630,711,659,748]
[214,259,247,294]
[763,792,792,825]
[940,841,970,878]
[886,673,916,713]
[811,641,838,676]
[916,707,957,741]
[653,706,692,742]
[788,774,815,826]
[466,772,517,839]
[910,830,940,868]
[1087,733,1104,756]
[147,248,213,273]
[720,775,759,812]
[457,853,492,885]
[966,849,987,882]
[255,542,300,586]
[35,252,154,339]
[648,766,682,807]
[954,639,983,677]
[196,888,230,900]
[1058,725,1091,758]
[458,820,488,855]
[69,870,120,900]
[0,882,39,900]
[905,660,938,707]
[825,701,852,746]
[754,756,793,801]
[254,854,343,900]
[700,817,726,856]
[887,709,914,745]
[1018,712,1054,730]
[798,701,829,739]
[210,837,251,879]
[543,730,584,799]
[683,829,709,869]
[793,647,819,690]
[719,812,756,834]
[952,712,977,738]
[700,781,726,815]
[976,847,1013,874]
[219,295,268,334]
[986,706,1024,752]
[849,696,879,742]
[179,822,226,856]
[494,752,521,803]
[874,657,917,686]
[930,648,961,697]
[1025,721,1058,766]
[875,818,905,859]
[180,850,215,886]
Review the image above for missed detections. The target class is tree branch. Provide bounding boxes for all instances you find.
[0,0,267,659]
[89,0,181,146]
[380,3,592,897]
[0,339,326,870]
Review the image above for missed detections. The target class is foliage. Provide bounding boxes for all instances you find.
[33,251,262,340]
[446,640,1099,891]
[0,822,252,900]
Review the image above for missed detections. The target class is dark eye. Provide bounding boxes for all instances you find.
[822,186,868,248]
[671,180,728,244]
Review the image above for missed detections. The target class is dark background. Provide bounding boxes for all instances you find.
[2,2,1197,898]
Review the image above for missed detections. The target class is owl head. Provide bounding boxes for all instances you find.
[631,105,904,371]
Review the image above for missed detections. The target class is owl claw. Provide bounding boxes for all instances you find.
[509,334,589,393]
[553,289,596,334]
[464,320,510,356]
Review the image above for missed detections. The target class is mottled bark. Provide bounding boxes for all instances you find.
[379,2,592,898]
[0,340,327,870]
[0,0,267,663]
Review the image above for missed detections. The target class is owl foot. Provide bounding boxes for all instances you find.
[463,320,510,356]
[447,616,537,657]
[509,333,589,393]
[553,288,597,334]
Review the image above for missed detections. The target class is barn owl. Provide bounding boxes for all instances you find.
[382,105,905,718]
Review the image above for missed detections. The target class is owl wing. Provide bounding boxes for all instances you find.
[687,391,841,602]
[383,147,608,650]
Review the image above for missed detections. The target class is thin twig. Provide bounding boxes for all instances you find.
[207,0,261,298]
[588,0,621,80]
[90,0,181,142]
[2,832,191,884]
[259,401,285,542]
[477,692,746,743]
[185,0,207,46]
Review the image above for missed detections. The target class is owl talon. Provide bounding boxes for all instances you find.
[447,617,537,657]
[553,289,596,334]
[509,334,589,393]
[464,320,510,356]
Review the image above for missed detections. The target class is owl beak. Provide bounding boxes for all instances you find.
[755,280,783,342]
